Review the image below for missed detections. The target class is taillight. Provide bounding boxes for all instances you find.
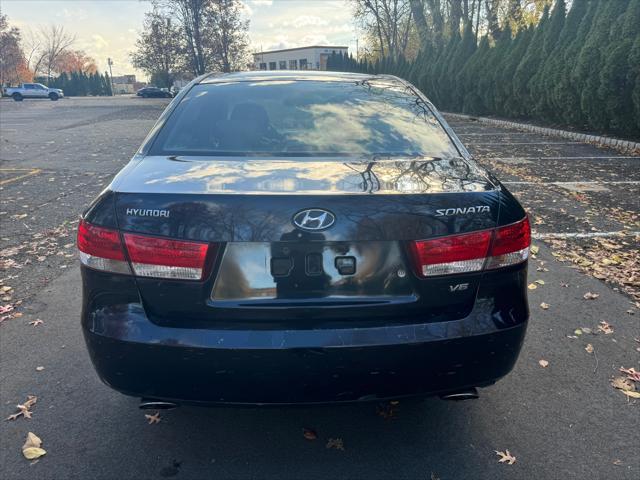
[485,217,531,270]
[77,220,131,275]
[123,233,210,280]
[77,219,211,280]
[409,230,492,277]
[409,217,530,277]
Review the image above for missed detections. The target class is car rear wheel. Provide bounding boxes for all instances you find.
[49,93,59,101]
[12,93,23,102]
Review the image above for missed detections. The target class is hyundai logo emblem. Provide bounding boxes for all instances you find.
[292,209,336,231]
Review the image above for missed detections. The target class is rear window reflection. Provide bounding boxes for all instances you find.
[150,80,459,159]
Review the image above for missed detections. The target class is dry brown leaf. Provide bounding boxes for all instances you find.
[6,395,37,421]
[495,450,516,465]
[611,377,635,392]
[527,283,537,290]
[530,245,539,255]
[585,344,594,354]
[622,390,640,399]
[302,428,317,440]
[326,438,345,450]
[538,359,549,368]
[583,292,600,300]
[540,302,550,310]
[598,321,613,334]
[145,411,161,424]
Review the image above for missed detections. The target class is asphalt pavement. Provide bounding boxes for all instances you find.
[0,96,638,480]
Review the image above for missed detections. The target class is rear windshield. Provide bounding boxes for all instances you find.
[149,79,460,158]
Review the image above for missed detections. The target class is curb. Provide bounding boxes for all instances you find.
[443,112,640,155]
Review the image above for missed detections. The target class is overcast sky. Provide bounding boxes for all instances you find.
[2,0,357,79]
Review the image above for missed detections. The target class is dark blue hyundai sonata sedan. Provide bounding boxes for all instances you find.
[78,71,530,407]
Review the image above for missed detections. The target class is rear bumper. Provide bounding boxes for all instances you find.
[82,299,528,405]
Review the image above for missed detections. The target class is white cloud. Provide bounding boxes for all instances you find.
[252,0,273,6]
[91,34,109,50]
[283,15,329,29]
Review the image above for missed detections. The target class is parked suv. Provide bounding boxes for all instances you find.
[79,71,530,407]
[4,83,64,101]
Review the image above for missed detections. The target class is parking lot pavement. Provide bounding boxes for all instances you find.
[1,98,639,480]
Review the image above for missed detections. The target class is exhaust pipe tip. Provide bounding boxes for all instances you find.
[439,387,479,401]
[139,399,179,410]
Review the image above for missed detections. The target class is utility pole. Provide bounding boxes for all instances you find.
[107,58,114,96]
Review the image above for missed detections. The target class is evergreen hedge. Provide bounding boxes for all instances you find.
[36,71,113,97]
[327,0,640,138]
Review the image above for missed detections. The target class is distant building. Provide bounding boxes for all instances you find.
[253,46,349,71]
[111,74,138,94]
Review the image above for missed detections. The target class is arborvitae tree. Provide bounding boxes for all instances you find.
[513,6,550,117]
[102,72,113,96]
[481,28,512,115]
[447,21,477,111]
[630,36,640,131]
[540,0,590,122]
[575,0,629,130]
[561,0,598,126]
[432,33,460,106]
[530,0,566,119]
[457,36,490,114]
[489,25,517,115]
[499,27,534,117]
[598,0,640,134]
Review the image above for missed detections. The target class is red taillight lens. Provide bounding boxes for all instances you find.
[409,230,492,277]
[78,220,212,280]
[486,217,531,270]
[409,217,530,277]
[123,233,210,280]
[77,220,131,274]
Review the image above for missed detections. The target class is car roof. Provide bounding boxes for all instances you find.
[199,70,402,85]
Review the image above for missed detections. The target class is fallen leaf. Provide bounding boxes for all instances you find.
[6,395,37,421]
[29,319,44,327]
[611,377,635,392]
[598,321,613,334]
[622,390,640,399]
[538,359,549,368]
[527,283,537,290]
[535,280,545,285]
[36,366,45,372]
[22,432,46,460]
[583,292,600,300]
[23,447,47,460]
[620,367,640,382]
[0,304,14,314]
[540,302,550,310]
[326,438,344,450]
[585,344,594,354]
[145,411,161,425]
[302,428,317,440]
[574,329,583,335]
[495,450,516,465]
[530,245,539,255]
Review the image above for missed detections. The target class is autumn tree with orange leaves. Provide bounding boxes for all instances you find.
[54,50,98,75]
